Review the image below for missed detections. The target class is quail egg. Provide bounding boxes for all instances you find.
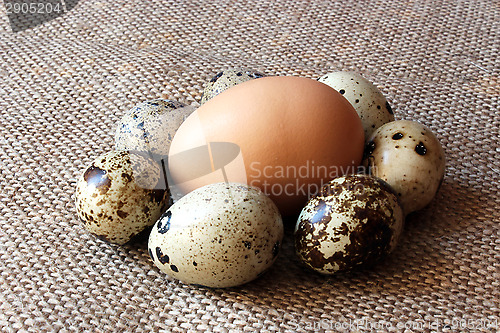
[363,120,446,214]
[115,99,196,157]
[200,69,265,104]
[318,71,395,140]
[295,174,404,274]
[75,150,170,244]
[148,182,283,288]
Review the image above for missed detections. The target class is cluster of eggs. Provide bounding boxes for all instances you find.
[75,69,445,287]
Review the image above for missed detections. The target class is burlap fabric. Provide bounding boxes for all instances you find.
[0,0,498,332]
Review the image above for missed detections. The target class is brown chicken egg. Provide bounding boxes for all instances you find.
[168,76,365,216]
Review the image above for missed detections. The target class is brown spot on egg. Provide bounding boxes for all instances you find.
[117,210,128,218]
[150,189,167,204]
[295,240,329,270]
[392,132,404,140]
[415,142,427,155]
[83,165,111,194]
[337,222,349,236]
[156,247,169,264]
[121,172,132,183]
[295,217,330,268]
[81,212,93,223]
[346,206,394,264]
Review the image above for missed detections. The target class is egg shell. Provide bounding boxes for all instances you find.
[200,69,265,104]
[295,174,404,274]
[115,99,196,157]
[363,120,446,214]
[168,76,365,217]
[75,151,170,244]
[148,182,284,288]
[318,71,395,140]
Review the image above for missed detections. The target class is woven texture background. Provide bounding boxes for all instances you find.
[0,0,498,331]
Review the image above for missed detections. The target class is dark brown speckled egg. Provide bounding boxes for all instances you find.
[75,151,170,245]
[294,174,404,274]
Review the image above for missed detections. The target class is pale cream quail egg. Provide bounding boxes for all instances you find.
[318,71,395,140]
[200,69,265,104]
[148,182,283,288]
[75,150,170,244]
[363,120,446,214]
[295,174,404,274]
[115,99,196,157]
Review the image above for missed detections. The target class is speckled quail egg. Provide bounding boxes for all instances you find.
[200,69,266,104]
[148,182,283,288]
[318,71,395,140]
[75,150,170,244]
[362,120,446,215]
[295,174,404,274]
[115,99,196,157]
